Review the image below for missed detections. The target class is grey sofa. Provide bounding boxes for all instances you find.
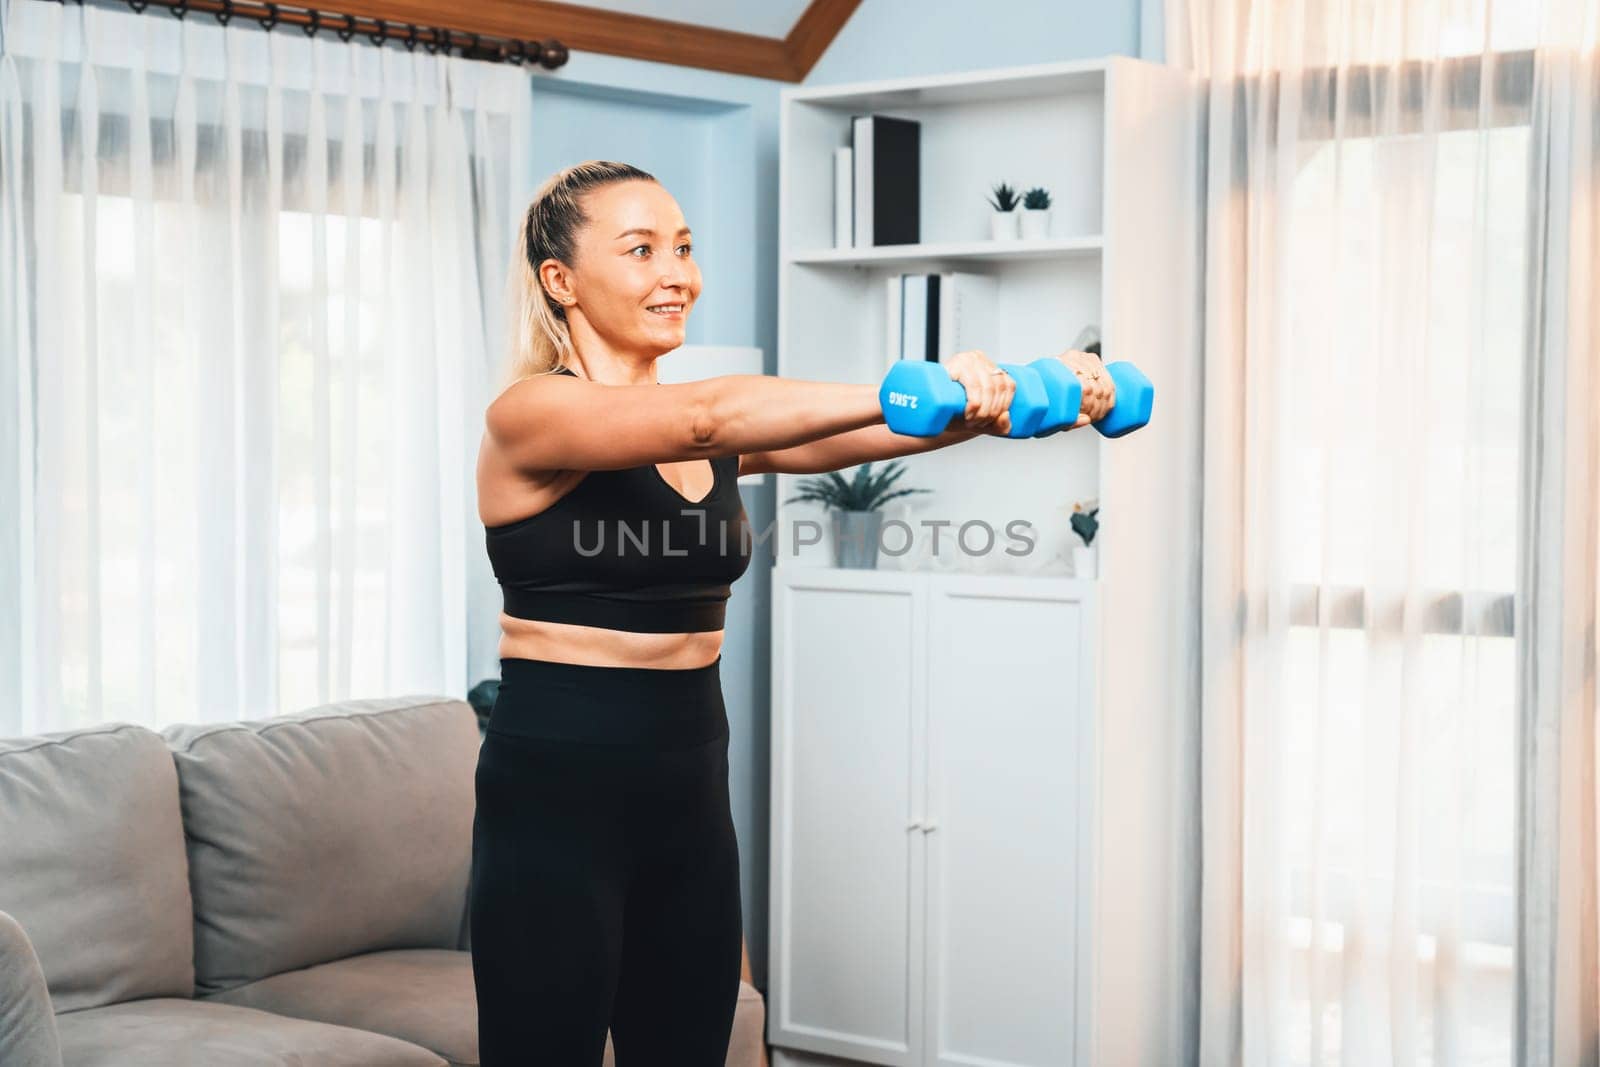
[0,696,767,1066]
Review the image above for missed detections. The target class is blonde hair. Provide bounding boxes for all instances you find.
[503,160,658,385]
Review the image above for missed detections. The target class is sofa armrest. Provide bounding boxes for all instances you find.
[0,910,62,1067]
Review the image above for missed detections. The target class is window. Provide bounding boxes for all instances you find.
[56,191,403,724]
[1275,84,1529,1067]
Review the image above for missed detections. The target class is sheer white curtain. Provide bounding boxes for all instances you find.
[0,2,530,733]
[1167,0,1598,1064]
[1517,9,1599,1065]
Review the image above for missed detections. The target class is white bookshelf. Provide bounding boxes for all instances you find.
[788,234,1104,268]
[774,59,1140,578]
[768,56,1203,1067]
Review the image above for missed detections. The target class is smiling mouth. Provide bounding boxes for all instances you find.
[646,303,686,317]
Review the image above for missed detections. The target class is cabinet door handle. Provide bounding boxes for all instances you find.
[921,820,939,833]
[906,819,924,832]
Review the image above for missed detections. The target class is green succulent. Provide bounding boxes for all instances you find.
[1023,186,1052,209]
[784,460,930,513]
[987,182,1020,212]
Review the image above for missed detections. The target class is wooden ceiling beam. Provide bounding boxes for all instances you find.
[322,0,862,82]
[786,0,863,81]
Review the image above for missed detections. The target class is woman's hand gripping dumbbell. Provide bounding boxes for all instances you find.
[878,348,1153,439]
[880,349,1025,436]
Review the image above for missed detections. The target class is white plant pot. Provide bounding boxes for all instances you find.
[833,510,882,569]
[990,210,1020,240]
[1072,544,1097,579]
[1020,207,1052,239]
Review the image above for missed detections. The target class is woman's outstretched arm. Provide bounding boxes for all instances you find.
[735,348,1112,476]
[738,421,988,476]
[732,349,1005,476]
[487,375,885,473]
[485,352,1016,473]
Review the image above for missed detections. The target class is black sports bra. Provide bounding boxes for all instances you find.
[484,366,754,634]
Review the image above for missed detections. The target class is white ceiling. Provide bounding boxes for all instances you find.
[564,0,815,39]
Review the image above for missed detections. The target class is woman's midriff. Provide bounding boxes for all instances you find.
[498,612,724,670]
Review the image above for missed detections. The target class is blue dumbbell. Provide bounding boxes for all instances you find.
[1023,359,1083,435]
[1026,357,1154,439]
[879,361,1051,438]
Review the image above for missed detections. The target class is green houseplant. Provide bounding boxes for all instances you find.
[1021,186,1053,239]
[988,181,1021,241]
[986,181,1021,212]
[785,460,929,569]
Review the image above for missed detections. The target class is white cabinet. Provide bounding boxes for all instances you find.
[923,578,1094,1067]
[769,569,1097,1067]
[770,569,926,1065]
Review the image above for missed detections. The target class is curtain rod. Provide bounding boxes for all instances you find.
[61,0,571,67]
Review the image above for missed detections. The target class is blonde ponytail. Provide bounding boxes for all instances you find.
[503,160,658,386]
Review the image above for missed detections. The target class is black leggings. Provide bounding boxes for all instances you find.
[469,655,744,1066]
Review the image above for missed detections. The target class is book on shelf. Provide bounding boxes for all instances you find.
[832,146,853,248]
[850,113,920,247]
[902,273,928,361]
[885,272,1000,367]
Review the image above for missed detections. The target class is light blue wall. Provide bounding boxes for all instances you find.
[515,0,1144,991]
[804,0,1140,86]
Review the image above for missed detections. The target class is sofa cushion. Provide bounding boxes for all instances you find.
[201,948,475,1066]
[0,725,194,1012]
[0,909,63,1067]
[200,950,766,1067]
[162,697,479,995]
[53,997,446,1066]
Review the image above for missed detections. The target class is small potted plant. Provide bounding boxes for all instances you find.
[987,181,1021,240]
[1069,498,1099,578]
[785,460,930,569]
[1021,186,1053,239]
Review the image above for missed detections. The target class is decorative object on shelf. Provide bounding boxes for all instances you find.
[1021,186,1053,239]
[987,181,1021,240]
[1069,498,1099,578]
[784,461,930,569]
[1072,323,1103,357]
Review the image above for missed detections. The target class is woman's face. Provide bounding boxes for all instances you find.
[556,180,701,356]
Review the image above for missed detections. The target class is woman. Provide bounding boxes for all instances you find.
[470,160,1113,1065]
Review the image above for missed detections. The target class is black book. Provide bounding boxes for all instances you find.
[851,114,920,247]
